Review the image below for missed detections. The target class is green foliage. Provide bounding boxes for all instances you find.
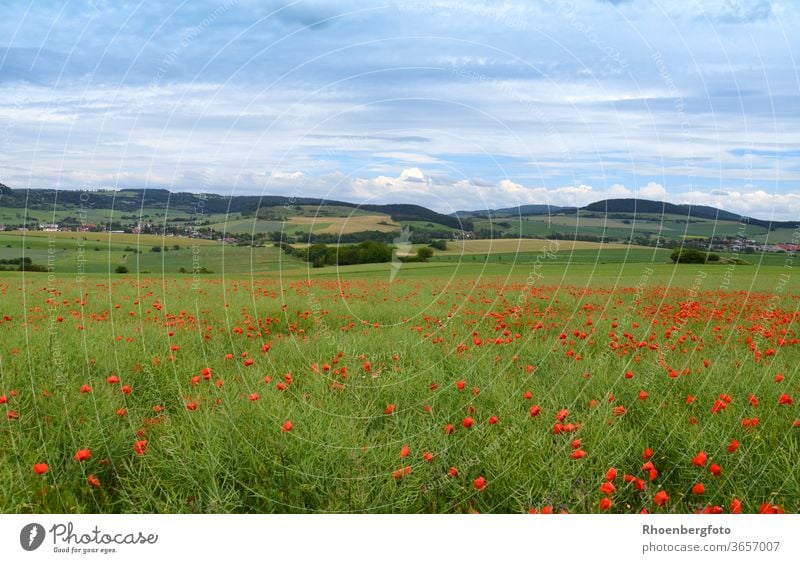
[670,247,720,264]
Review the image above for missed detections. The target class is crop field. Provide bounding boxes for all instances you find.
[1,235,798,514]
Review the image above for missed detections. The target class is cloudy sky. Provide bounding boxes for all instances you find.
[1,0,798,218]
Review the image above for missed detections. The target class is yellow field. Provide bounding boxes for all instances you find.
[440,238,646,254]
[287,215,400,234]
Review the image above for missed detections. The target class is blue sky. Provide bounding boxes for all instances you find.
[1,0,798,218]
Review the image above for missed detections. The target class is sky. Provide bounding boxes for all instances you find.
[0,0,798,218]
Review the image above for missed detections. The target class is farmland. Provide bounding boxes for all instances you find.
[0,231,798,514]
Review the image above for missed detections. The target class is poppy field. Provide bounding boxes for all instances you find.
[1,260,798,514]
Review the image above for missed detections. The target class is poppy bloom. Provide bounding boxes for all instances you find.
[456,380,466,391]
[692,483,705,495]
[87,474,101,488]
[529,405,541,417]
[116,407,127,417]
[571,439,582,450]
[281,420,293,432]
[691,451,707,466]
[444,424,455,435]
[605,467,617,481]
[653,490,669,506]
[642,448,653,460]
[133,440,148,455]
[709,463,722,477]
[462,417,474,429]
[80,384,92,394]
[474,476,487,490]
[487,415,499,425]
[106,375,120,384]
[775,373,783,383]
[400,444,410,458]
[599,497,612,511]
[186,402,197,411]
[555,409,569,422]
[152,405,163,413]
[727,439,739,453]
[599,482,616,495]
[778,393,793,406]
[249,392,259,401]
[74,449,91,462]
[570,450,587,459]
[523,391,533,400]
[384,403,396,415]
[392,466,411,479]
[447,466,459,478]
[244,358,254,366]
[624,370,634,379]
[637,390,648,401]
[33,463,49,475]
[422,451,434,462]
[121,385,131,395]
[730,498,743,514]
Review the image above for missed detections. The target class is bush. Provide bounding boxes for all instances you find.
[115,265,129,274]
[670,248,718,264]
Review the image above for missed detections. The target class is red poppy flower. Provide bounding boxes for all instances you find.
[133,440,148,455]
[422,451,433,462]
[152,405,163,413]
[80,384,92,394]
[774,373,783,383]
[400,444,410,458]
[727,439,739,453]
[692,483,705,495]
[244,358,254,366]
[778,393,793,405]
[624,370,634,379]
[570,450,586,459]
[691,451,707,466]
[33,463,49,475]
[487,415,499,425]
[730,498,743,514]
[106,375,120,384]
[456,380,466,391]
[685,395,695,404]
[599,482,616,495]
[121,385,131,395]
[473,476,486,490]
[444,423,455,435]
[555,409,569,422]
[281,420,293,432]
[384,403,396,415]
[462,417,474,429]
[571,439,582,450]
[605,467,617,481]
[186,402,197,411]
[523,391,533,400]
[709,463,721,477]
[529,405,541,417]
[87,474,101,488]
[599,497,612,511]
[642,448,653,460]
[74,449,91,462]
[392,466,411,480]
[637,390,648,401]
[116,407,126,416]
[653,490,669,506]
[447,466,459,478]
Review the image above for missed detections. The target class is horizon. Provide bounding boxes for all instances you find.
[1,1,798,219]
[2,181,797,224]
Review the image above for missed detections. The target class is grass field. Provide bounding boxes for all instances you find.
[0,232,798,514]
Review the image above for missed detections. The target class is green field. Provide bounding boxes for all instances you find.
[0,232,797,514]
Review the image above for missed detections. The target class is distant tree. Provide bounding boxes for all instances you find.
[416,247,434,262]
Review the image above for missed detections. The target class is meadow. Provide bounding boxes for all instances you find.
[0,233,798,514]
